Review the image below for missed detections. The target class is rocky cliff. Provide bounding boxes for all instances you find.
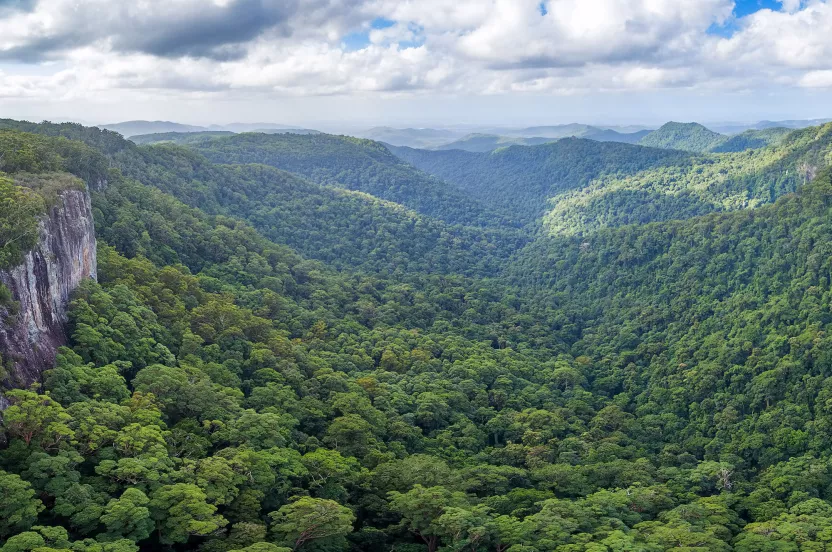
[0,188,97,391]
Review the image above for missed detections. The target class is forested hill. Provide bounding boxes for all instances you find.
[183,132,510,229]
[109,143,527,276]
[6,119,832,551]
[638,122,727,152]
[637,123,791,154]
[389,138,691,225]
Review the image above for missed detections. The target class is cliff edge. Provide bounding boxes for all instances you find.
[0,188,97,389]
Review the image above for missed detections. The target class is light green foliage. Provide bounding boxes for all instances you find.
[268,497,354,550]
[149,483,228,544]
[100,489,154,541]
[2,389,72,449]
[0,471,44,537]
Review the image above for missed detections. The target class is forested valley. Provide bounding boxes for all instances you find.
[2,119,832,552]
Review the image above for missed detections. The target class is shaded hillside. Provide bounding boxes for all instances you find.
[509,172,832,478]
[390,139,691,225]
[185,132,509,228]
[109,144,526,276]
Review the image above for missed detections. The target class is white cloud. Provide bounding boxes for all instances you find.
[800,70,832,87]
[0,0,831,109]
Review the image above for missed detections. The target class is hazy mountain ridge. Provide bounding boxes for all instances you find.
[100,120,320,138]
[435,128,650,152]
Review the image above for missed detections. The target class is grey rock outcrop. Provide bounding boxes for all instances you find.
[0,188,97,391]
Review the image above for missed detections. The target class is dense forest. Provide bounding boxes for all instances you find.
[3,119,832,552]
[393,123,832,235]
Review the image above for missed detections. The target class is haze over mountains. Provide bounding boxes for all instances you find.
[101,121,321,139]
[109,118,830,154]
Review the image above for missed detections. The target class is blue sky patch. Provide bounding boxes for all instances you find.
[342,31,371,51]
[371,17,396,30]
[733,0,783,17]
[342,18,397,51]
[707,0,784,37]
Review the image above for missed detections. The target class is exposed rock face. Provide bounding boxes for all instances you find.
[0,188,97,391]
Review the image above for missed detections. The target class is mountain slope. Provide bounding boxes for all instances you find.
[392,122,832,235]
[639,122,727,152]
[390,138,692,225]
[185,132,510,228]
[111,143,525,276]
[435,129,650,152]
[543,122,832,235]
[509,171,832,475]
[582,128,651,144]
[710,127,792,153]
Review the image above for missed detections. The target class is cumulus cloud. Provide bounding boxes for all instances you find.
[0,0,830,103]
[0,0,311,61]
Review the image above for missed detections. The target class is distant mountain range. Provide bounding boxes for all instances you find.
[100,120,320,138]
[357,124,651,152]
[354,127,465,149]
[102,118,830,153]
[434,134,557,152]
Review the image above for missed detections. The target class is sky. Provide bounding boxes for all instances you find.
[0,0,831,128]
